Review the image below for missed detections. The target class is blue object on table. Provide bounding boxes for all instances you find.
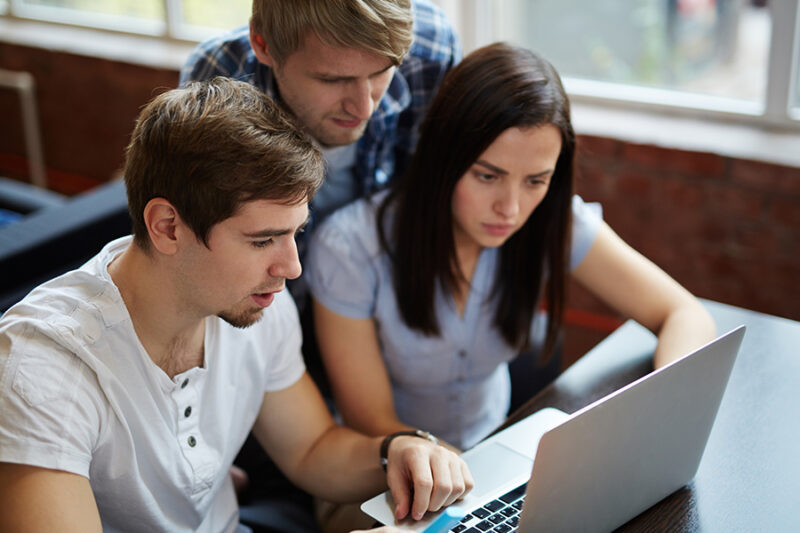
[423,506,466,533]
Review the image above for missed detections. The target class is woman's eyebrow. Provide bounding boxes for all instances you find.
[474,159,508,174]
[475,160,553,178]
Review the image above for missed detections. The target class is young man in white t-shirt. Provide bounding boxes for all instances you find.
[0,78,471,533]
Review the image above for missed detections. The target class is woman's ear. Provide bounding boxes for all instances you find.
[143,198,181,255]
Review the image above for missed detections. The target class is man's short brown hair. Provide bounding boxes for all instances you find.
[251,0,413,66]
[124,77,324,251]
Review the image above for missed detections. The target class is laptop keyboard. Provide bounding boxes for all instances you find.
[449,483,526,532]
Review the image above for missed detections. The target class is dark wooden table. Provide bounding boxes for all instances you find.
[501,300,800,532]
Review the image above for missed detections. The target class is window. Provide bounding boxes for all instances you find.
[3,0,250,37]
[436,0,800,129]
[2,0,798,128]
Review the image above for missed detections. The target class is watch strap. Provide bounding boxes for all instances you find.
[380,429,439,471]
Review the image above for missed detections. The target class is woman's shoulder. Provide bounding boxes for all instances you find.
[311,191,390,259]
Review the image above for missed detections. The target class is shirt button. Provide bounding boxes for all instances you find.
[181,378,189,389]
[458,350,467,358]
[188,436,197,447]
[184,406,192,418]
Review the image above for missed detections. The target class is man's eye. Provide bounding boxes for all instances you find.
[252,239,273,248]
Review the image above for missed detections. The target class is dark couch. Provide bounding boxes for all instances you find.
[0,178,131,313]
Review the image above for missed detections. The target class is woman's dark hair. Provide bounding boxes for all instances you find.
[378,42,575,360]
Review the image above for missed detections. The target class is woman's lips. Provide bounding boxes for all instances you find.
[483,223,515,237]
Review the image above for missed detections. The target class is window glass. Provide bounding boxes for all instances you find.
[20,0,162,21]
[495,0,771,104]
[179,0,250,31]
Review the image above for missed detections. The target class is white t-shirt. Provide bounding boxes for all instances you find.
[0,236,305,532]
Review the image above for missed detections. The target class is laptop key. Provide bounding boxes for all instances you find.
[508,516,519,527]
[463,528,481,533]
[476,520,494,531]
[489,513,505,524]
[498,484,526,504]
[452,525,467,533]
[472,508,491,519]
[493,524,512,533]
[501,507,517,518]
[484,500,505,512]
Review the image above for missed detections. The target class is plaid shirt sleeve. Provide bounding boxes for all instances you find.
[179,26,270,93]
[356,0,462,193]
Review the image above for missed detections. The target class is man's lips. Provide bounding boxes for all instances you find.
[251,285,283,308]
[331,117,363,128]
[251,292,275,308]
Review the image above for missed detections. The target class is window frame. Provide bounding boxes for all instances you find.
[437,0,800,130]
[2,0,799,129]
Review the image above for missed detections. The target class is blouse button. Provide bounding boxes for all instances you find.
[188,436,197,447]
[184,406,192,418]
[181,378,189,389]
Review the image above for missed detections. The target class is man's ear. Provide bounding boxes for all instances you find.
[143,198,184,255]
[249,21,277,67]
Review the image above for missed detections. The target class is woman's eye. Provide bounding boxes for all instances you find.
[474,171,495,181]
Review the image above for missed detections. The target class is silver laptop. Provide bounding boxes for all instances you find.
[362,325,745,533]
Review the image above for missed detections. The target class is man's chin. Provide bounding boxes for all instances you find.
[218,308,264,329]
[315,124,367,148]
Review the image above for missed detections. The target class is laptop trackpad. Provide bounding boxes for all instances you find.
[464,442,533,500]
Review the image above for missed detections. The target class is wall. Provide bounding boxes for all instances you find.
[564,136,800,365]
[0,42,177,194]
[1,42,798,368]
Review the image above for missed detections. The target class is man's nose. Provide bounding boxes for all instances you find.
[268,239,302,281]
[342,78,374,120]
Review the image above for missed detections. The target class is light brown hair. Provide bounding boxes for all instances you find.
[251,0,413,65]
[124,77,324,251]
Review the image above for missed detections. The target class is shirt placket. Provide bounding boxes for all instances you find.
[172,372,216,497]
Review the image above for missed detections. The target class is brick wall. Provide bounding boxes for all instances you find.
[0,43,177,194]
[1,43,797,368]
[564,135,800,367]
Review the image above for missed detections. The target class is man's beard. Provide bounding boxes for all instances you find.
[218,307,264,329]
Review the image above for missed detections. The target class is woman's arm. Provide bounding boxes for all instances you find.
[313,298,416,437]
[571,222,716,367]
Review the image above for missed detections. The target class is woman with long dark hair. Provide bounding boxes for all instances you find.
[306,43,715,451]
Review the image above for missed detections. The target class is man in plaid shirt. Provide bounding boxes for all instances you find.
[181,0,460,229]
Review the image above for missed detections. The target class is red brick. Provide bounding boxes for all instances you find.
[710,186,765,222]
[730,159,800,196]
[658,178,707,209]
[615,173,652,199]
[622,143,727,179]
[732,225,782,258]
[578,135,623,159]
[769,196,800,228]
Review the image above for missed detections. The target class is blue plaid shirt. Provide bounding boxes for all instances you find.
[180,0,460,199]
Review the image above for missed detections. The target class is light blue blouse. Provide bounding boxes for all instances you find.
[307,193,603,449]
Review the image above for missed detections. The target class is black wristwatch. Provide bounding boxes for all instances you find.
[380,429,439,471]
